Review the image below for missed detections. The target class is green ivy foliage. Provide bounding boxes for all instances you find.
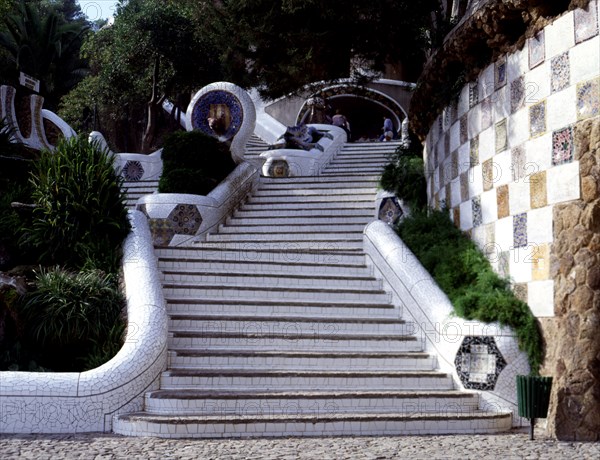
[397,209,543,374]
[159,130,236,195]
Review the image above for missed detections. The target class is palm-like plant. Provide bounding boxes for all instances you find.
[0,0,89,108]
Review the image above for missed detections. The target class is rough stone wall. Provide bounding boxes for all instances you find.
[544,117,600,441]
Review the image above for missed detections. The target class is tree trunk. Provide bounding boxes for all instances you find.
[141,55,164,153]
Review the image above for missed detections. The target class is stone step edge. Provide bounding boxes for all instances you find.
[168,314,404,325]
[164,369,446,378]
[162,270,376,282]
[162,283,389,295]
[169,350,427,358]
[158,258,367,270]
[165,298,395,309]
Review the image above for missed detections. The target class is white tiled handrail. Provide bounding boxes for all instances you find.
[0,211,168,433]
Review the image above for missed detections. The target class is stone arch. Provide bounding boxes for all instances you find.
[296,84,407,140]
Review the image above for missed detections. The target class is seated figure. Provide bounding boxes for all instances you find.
[269,124,332,152]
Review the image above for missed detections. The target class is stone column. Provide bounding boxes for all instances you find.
[546,118,600,441]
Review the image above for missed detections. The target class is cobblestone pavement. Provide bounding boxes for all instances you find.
[2,428,600,460]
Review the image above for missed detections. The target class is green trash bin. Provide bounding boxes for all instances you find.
[516,375,553,440]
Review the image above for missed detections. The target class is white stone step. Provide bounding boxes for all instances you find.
[204,233,364,245]
[250,187,378,197]
[161,283,391,303]
[167,350,435,371]
[233,207,374,218]
[166,299,399,319]
[113,410,513,438]
[225,215,371,226]
[247,194,374,203]
[159,369,452,391]
[161,270,382,289]
[239,201,375,211]
[144,389,479,415]
[168,315,410,337]
[260,175,380,185]
[216,224,367,235]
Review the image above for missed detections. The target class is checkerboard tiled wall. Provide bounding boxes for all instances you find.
[424,1,600,318]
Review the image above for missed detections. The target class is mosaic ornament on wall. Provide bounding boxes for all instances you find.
[513,212,528,248]
[529,100,546,138]
[576,78,600,120]
[528,30,545,69]
[455,336,507,391]
[472,196,482,228]
[552,126,575,165]
[574,3,599,43]
[122,160,144,181]
[190,90,244,141]
[495,57,507,90]
[148,218,175,247]
[268,159,290,178]
[168,204,203,236]
[378,197,404,225]
[510,77,526,113]
[551,52,570,93]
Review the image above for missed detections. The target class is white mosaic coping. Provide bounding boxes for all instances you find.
[363,220,531,427]
[260,124,347,177]
[0,211,168,433]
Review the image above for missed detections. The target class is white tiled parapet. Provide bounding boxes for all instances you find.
[0,211,168,434]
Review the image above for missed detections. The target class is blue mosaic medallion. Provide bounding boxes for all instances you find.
[190,90,244,141]
[455,336,507,391]
[168,204,203,235]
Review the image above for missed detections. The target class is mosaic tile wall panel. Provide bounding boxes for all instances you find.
[455,336,507,391]
[378,197,403,225]
[424,6,596,317]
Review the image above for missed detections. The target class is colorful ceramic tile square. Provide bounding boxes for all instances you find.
[482,159,495,192]
[574,4,599,43]
[439,162,445,188]
[528,30,545,69]
[552,127,574,165]
[378,197,404,225]
[498,251,510,278]
[513,213,528,248]
[511,145,526,182]
[495,56,507,90]
[444,107,451,130]
[481,97,493,129]
[451,99,459,125]
[485,223,495,246]
[453,207,460,227]
[532,243,550,281]
[469,80,479,108]
[460,114,468,145]
[497,185,510,219]
[470,136,480,165]
[495,119,508,152]
[444,132,450,156]
[576,78,600,120]
[511,77,526,113]
[513,283,528,302]
[444,183,451,208]
[530,170,547,209]
[551,52,570,93]
[460,171,470,202]
[472,196,482,227]
[529,100,546,137]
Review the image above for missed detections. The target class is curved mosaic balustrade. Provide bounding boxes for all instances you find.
[136,161,260,246]
[0,211,168,433]
[260,124,346,177]
[363,220,530,427]
[186,81,257,164]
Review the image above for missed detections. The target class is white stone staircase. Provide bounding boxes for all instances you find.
[114,140,512,438]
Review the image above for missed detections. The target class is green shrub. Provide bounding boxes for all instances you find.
[21,136,130,272]
[380,140,427,210]
[397,209,544,374]
[159,130,236,195]
[18,267,126,371]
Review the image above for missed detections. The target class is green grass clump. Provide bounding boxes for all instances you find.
[397,209,543,374]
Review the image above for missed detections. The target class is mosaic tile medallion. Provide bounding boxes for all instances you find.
[574,3,599,43]
[551,52,570,93]
[470,136,480,166]
[513,212,528,248]
[378,196,404,225]
[460,114,468,145]
[511,145,526,182]
[455,336,507,391]
[122,160,144,181]
[510,77,526,113]
[168,204,203,235]
[148,218,175,247]
[472,196,482,228]
[469,80,479,108]
[495,119,508,152]
[552,126,575,165]
[268,159,290,178]
[190,90,244,141]
[576,78,600,120]
[528,30,545,69]
[529,100,546,138]
[495,56,507,90]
